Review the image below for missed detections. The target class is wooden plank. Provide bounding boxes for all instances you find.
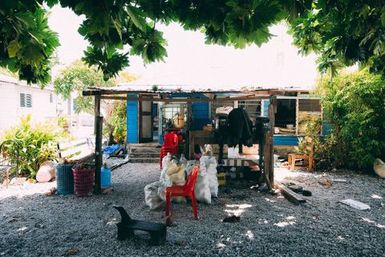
[278,184,306,205]
[58,139,89,151]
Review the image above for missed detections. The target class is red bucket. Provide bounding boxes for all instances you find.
[72,167,95,197]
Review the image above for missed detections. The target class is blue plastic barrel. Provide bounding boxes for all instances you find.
[56,163,74,195]
[101,165,112,189]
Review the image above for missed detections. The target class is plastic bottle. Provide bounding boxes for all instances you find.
[101,163,112,189]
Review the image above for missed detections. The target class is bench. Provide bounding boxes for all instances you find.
[113,206,167,245]
[57,138,95,163]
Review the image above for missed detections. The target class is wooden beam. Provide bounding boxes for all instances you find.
[278,184,306,205]
[101,96,128,100]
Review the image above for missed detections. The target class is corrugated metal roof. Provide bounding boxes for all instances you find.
[94,83,309,94]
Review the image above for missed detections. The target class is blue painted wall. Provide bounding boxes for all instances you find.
[273,135,301,146]
[322,121,332,136]
[191,102,210,130]
[126,94,139,143]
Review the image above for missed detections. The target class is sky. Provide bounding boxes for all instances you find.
[48,6,319,89]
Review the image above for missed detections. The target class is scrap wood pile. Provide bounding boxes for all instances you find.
[144,151,218,210]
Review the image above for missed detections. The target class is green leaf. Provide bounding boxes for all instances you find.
[7,40,21,57]
[125,6,146,32]
[112,19,122,40]
[381,8,385,26]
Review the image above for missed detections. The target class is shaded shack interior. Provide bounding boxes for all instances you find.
[83,87,323,193]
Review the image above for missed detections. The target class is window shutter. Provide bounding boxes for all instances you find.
[26,94,32,107]
[298,99,321,112]
[20,93,25,107]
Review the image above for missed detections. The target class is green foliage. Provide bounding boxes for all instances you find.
[290,1,385,77]
[0,1,59,85]
[297,117,322,157]
[0,115,58,178]
[4,1,385,84]
[105,101,127,144]
[54,60,115,113]
[1,0,311,84]
[318,69,385,170]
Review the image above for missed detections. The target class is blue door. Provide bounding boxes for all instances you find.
[126,94,138,143]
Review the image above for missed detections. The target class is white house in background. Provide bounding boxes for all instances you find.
[0,74,58,131]
[0,74,94,137]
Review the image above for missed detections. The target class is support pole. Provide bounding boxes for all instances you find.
[94,95,103,194]
[268,96,276,187]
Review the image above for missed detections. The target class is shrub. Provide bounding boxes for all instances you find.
[0,115,58,178]
[105,101,127,144]
[318,69,385,170]
[297,117,322,157]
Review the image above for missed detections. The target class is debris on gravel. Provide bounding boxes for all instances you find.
[1,164,385,257]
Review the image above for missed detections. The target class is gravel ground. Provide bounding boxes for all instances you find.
[1,164,385,257]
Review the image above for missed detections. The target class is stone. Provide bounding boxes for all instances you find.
[36,161,56,183]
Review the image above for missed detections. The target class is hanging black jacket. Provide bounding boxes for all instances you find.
[227,108,253,147]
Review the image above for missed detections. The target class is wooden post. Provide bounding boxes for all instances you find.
[94,94,101,134]
[295,97,299,135]
[138,96,142,142]
[268,96,276,187]
[187,102,193,158]
[263,96,276,189]
[94,94,103,194]
[263,130,272,189]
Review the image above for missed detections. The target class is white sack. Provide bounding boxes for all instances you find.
[216,106,233,115]
[185,160,197,176]
[144,181,164,210]
[194,166,211,204]
[206,158,218,197]
[157,181,167,201]
[167,162,185,186]
[200,156,218,197]
[160,153,172,181]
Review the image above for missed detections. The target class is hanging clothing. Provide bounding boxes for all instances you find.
[227,108,254,148]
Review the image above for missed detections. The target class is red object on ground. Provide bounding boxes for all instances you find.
[160,132,179,168]
[165,166,199,219]
[72,167,95,197]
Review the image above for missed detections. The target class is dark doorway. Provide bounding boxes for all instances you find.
[275,99,296,128]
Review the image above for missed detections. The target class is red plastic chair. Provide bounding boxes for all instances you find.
[163,131,179,148]
[160,132,179,168]
[165,166,199,219]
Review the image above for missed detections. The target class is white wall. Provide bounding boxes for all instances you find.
[0,82,18,131]
[0,78,57,131]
